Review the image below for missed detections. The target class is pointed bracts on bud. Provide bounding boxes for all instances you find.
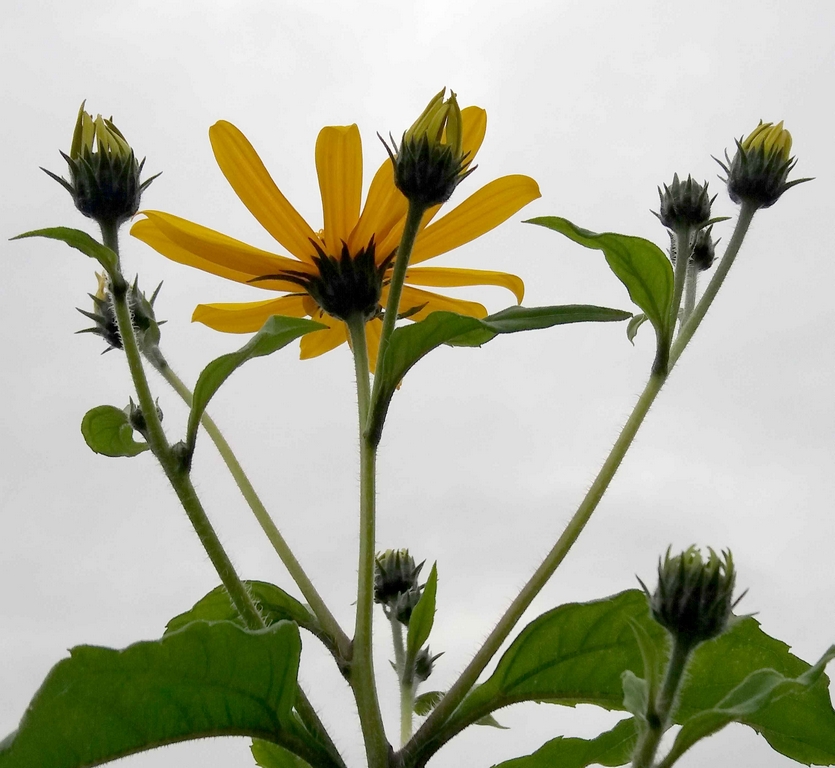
[640,546,741,651]
[42,102,160,228]
[414,647,444,683]
[691,226,718,272]
[654,175,714,230]
[383,88,473,207]
[715,120,811,209]
[77,273,164,354]
[127,397,163,440]
[374,548,425,625]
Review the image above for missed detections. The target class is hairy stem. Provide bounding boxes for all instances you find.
[346,315,390,768]
[148,353,351,659]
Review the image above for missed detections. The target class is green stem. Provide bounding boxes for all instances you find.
[403,370,668,767]
[669,202,757,368]
[632,639,692,768]
[682,262,698,324]
[148,353,351,660]
[668,225,693,337]
[368,201,427,438]
[400,676,415,748]
[390,614,406,675]
[388,615,414,747]
[99,222,262,631]
[346,315,390,768]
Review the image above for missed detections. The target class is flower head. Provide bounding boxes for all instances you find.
[654,174,714,230]
[386,88,471,206]
[131,104,539,367]
[640,546,741,650]
[43,102,159,227]
[715,120,810,209]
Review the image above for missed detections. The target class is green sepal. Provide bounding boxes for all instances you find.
[414,690,444,716]
[252,739,313,768]
[664,645,835,767]
[186,316,325,459]
[526,216,674,348]
[12,226,118,276]
[369,305,629,443]
[492,717,637,768]
[406,563,438,664]
[81,404,149,457]
[0,621,302,768]
[626,313,648,345]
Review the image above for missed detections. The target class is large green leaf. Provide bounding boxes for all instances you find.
[407,563,438,663]
[186,316,324,457]
[449,590,835,765]
[665,646,835,767]
[0,621,302,768]
[492,717,637,768]
[81,404,149,457]
[165,581,333,653]
[12,227,118,274]
[526,217,673,342]
[369,305,629,442]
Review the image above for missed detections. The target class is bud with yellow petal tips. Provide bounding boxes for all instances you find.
[715,120,810,209]
[42,102,160,228]
[384,88,473,206]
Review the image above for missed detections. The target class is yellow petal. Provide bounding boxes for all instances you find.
[365,318,382,373]
[316,125,363,253]
[460,106,487,164]
[350,158,408,258]
[210,120,322,263]
[410,175,540,265]
[193,295,309,333]
[394,285,487,320]
[405,266,524,304]
[132,212,316,287]
[299,319,348,358]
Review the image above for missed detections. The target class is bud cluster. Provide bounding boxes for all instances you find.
[374,549,425,625]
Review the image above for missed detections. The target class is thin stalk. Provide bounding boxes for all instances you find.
[631,639,692,768]
[368,201,427,434]
[388,616,414,747]
[100,222,261,630]
[670,202,757,367]
[400,676,415,748]
[403,370,668,766]
[668,225,693,337]
[682,261,698,324]
[148,353,351,660]
[346,315,390,768]
[390,614,406,674]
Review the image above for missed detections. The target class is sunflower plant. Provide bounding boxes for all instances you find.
[6,95,833,768]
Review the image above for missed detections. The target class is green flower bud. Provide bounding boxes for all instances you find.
[77,273,164,354]
[654,174,714,230]
[414,647,443,683]
[374,549,425,624]
[640,546,741,650]
[42,102,160,227]
[691,226,717,272]
[383,88,473,207]
[715,120,811,209]
[127,397,163,440]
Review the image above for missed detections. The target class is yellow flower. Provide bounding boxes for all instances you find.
[740,120,792,161]
[130,107,540,368]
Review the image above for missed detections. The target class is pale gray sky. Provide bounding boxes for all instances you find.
[2,1,834,767]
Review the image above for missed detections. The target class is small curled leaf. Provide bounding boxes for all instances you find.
[81,405,149,457]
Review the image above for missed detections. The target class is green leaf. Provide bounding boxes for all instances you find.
[621,670,649,722]
[665,646,835,766]
[526,217,673,341]
[166,581,318,636]
[370,305,629,441]
[626,313,648,345]
[252,739,313,768]
[0,621,302,768]
[492,717,637,768]
[81,404,149,457]
[475,713,509,729]
[186,316,325,456]
[12,226,118,274]
[407,563,438,662]
[449,590,835,766]
[414,690,445,717]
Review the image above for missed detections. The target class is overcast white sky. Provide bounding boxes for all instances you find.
[2,1,834,767]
